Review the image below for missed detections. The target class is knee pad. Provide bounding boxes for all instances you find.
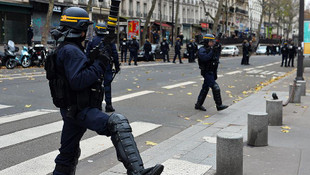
[107,113,132,134]
[212,83,220,91]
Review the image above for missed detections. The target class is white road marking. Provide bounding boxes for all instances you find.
[162,81,196,89]
[226,70,242,75]
[0,109,58,125]
[0,104,12,110]
[246,69,263,74]
[265,71,276,75]
[0,74,46,80]
[0,72,45,77]
[161,159,212,175]
[255,65,265,68]
[0,121,161,175]
[0,121,63,149]
[112,90,155,102]
[243,68,255,71]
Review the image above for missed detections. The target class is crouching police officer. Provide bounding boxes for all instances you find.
[195,34,228,111]
[86,23,119,112]
[48,7,164,175]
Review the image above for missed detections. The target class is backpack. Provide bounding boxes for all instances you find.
[44,44,71,108]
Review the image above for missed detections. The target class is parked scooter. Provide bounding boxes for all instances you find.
[2,41,31,69]
[29,44,47,67]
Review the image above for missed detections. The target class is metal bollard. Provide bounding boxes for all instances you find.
[247,112,268,146]
[266,99,283,126]
[217,132,243,175]
[297,80,306,96]
[289,84,301,103]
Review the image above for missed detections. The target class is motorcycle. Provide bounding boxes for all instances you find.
[29,44,47,67]
[2,41,31,69]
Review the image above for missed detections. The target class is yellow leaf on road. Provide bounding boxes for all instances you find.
[127,89,132,91]
[302,106,308,108]
[281,126,291,130]
[197,119,203,122]
[145,141,158,146]
[147,78,153,80]
[204,115,210,118]
[295,104,301,106]
[281,129,289,133]
[203,122,213,125]
[228,86,235,88]
[228,94,234,98]
[184,117,190,120]
[136,86,140,88]
[207,95,212,98]
[225,90,231,94]
[168,93,174,96]
[134,78,139,81]
[25,105,32,108]
[187,92,192,95]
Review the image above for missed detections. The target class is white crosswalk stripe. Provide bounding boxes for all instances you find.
[0,109,57,125]
[0,104,12,110]
[162,81,196,89]
[0,121,161,175]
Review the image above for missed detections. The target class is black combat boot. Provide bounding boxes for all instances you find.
[195,88,209,111]
[105,104,115,112]
[108,114,164,175]
[212,84,228,111]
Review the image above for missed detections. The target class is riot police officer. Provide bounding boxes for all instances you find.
[281,42,289,67]
[193,39,198,62]
[173,37,183,64]
[144,39,152,61]
[195,34,228,111]
[187,39,195,63]
[160,38,170,62]
[288,41,296,67]
[129,36,139,65]
[120,37,128,62]
[49,7,163,175]
[86,23,120,112]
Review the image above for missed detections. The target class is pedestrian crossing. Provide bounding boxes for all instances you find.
[0,104,162,175]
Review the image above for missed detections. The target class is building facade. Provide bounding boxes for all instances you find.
[248,0,262,34]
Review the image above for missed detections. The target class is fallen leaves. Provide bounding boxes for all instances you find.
[25,105,32,108]
[281,130,289,133]
[228,85,235,88]
[127,89,133,91]
[203,122,214,125]
[204,115,210,118]
[281,126,291,133]
[147,78,153,80]
[167,93,174,96]
[187,92,192,95]
[145,141,158,146]
[281,126,291,130]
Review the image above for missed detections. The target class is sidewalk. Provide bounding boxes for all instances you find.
[100,68,310,175]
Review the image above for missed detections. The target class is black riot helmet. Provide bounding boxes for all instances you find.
[59,7,93,38]
[203,34,215,44]
[95,23,108,35]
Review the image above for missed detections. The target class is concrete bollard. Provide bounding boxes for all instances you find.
[217,132,243,175]
[247,112,268,146]
[297,80,306,96]
[266,99,283,126]
[289,84,301,103]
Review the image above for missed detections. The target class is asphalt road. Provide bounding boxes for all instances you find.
[0,54,295,175]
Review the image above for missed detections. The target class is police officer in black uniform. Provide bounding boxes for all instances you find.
[86,23,119,112]
[144,39,152,61]
[187,39,195,63]
[281,42,289,67]
[193,39,198,62]
[173,37,183,64]
[160,38,170,62]
[120,37,128,62]
[288,41,297,67]
[48,7,163,175]
[129,36,139,65]
[195,34,228,111]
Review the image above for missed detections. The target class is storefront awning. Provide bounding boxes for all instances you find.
[154,22,171,28]
[0,1,32,14]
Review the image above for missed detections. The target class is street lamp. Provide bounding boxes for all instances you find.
[296,0,304,81]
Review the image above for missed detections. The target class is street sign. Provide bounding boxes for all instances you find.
[304,21,310,54]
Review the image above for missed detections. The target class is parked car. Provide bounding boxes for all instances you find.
[221,45,239,56]
[137,44,162,61]
[256,45,267,55]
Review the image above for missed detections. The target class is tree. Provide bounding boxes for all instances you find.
[201,0,224,34]
[174,0,180,43]
[41,0,54,45]
[141,0,157,46]
[256,0,266,46]
[282,0,299,39]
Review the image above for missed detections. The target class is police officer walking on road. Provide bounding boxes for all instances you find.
[173,37,183,64]
[195,34,228,111]
[129,36,139,66]
[144,39,152,62]
[86,23,120,112]
[47,7,164,175]
[120,37,128,63]
[160,38,170,62]
[187,39,195,63]
[281,42,289,67]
